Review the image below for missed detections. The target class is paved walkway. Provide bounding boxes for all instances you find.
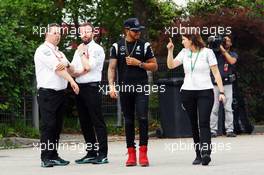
[0,134,264,175]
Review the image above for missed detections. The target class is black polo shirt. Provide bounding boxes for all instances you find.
[110,38,155,85]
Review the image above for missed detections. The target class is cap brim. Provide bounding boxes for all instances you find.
[130,26,145,31]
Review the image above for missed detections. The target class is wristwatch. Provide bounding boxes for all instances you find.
[220,92,225,95]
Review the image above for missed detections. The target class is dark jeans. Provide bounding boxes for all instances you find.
[38,88,67,161]
[180,89,214,156]
[120,91,149,148]
[76,83,108,156]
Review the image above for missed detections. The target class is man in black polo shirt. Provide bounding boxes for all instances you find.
[108,18,158,167]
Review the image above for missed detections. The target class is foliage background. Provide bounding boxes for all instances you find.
[0,0,263,135]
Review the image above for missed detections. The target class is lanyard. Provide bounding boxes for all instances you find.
[45,44,63,61]
[190,50,200,73]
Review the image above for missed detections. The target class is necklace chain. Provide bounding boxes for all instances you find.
[125,39,137,57]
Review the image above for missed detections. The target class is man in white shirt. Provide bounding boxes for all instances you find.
[34,23,79,168]
[68,22,108,164]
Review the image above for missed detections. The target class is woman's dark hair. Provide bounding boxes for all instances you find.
[182,34,206,49]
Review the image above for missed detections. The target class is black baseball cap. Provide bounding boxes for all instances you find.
[124,18,145,31]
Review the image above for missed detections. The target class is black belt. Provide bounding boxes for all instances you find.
[78,82,100,88]
[38,88,65,93]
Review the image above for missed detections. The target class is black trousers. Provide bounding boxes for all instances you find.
[76,83,108,156]
[38,88,67,161]
[120,91,149,148]
[180,89,214,156]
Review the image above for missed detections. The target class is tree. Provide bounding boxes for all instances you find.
[164,0,264,122]
[0,0,62,114]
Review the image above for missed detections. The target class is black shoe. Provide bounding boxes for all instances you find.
[50,157,70,166]
[192,156,202,165]
[211,132,217,138]
[201,155,211,166]
[91,155,109,164]
[75,154,97,164]
[41,159,54,168]
[226,132,237,137]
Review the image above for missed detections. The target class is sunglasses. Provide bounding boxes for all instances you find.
[130,30,140,33]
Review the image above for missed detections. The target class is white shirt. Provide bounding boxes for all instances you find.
[34,41,70,90]
[175,48,217,90]
[71,40,105,83]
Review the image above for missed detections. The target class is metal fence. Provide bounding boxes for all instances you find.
[0,58,182,128]
[0,95,33,125]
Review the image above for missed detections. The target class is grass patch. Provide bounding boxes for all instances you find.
[0,121,39,139]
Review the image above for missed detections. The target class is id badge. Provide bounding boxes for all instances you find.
[224,63,229,72]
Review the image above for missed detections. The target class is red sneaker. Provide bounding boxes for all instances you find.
[139,145,149,167]
[126,147,137,166]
